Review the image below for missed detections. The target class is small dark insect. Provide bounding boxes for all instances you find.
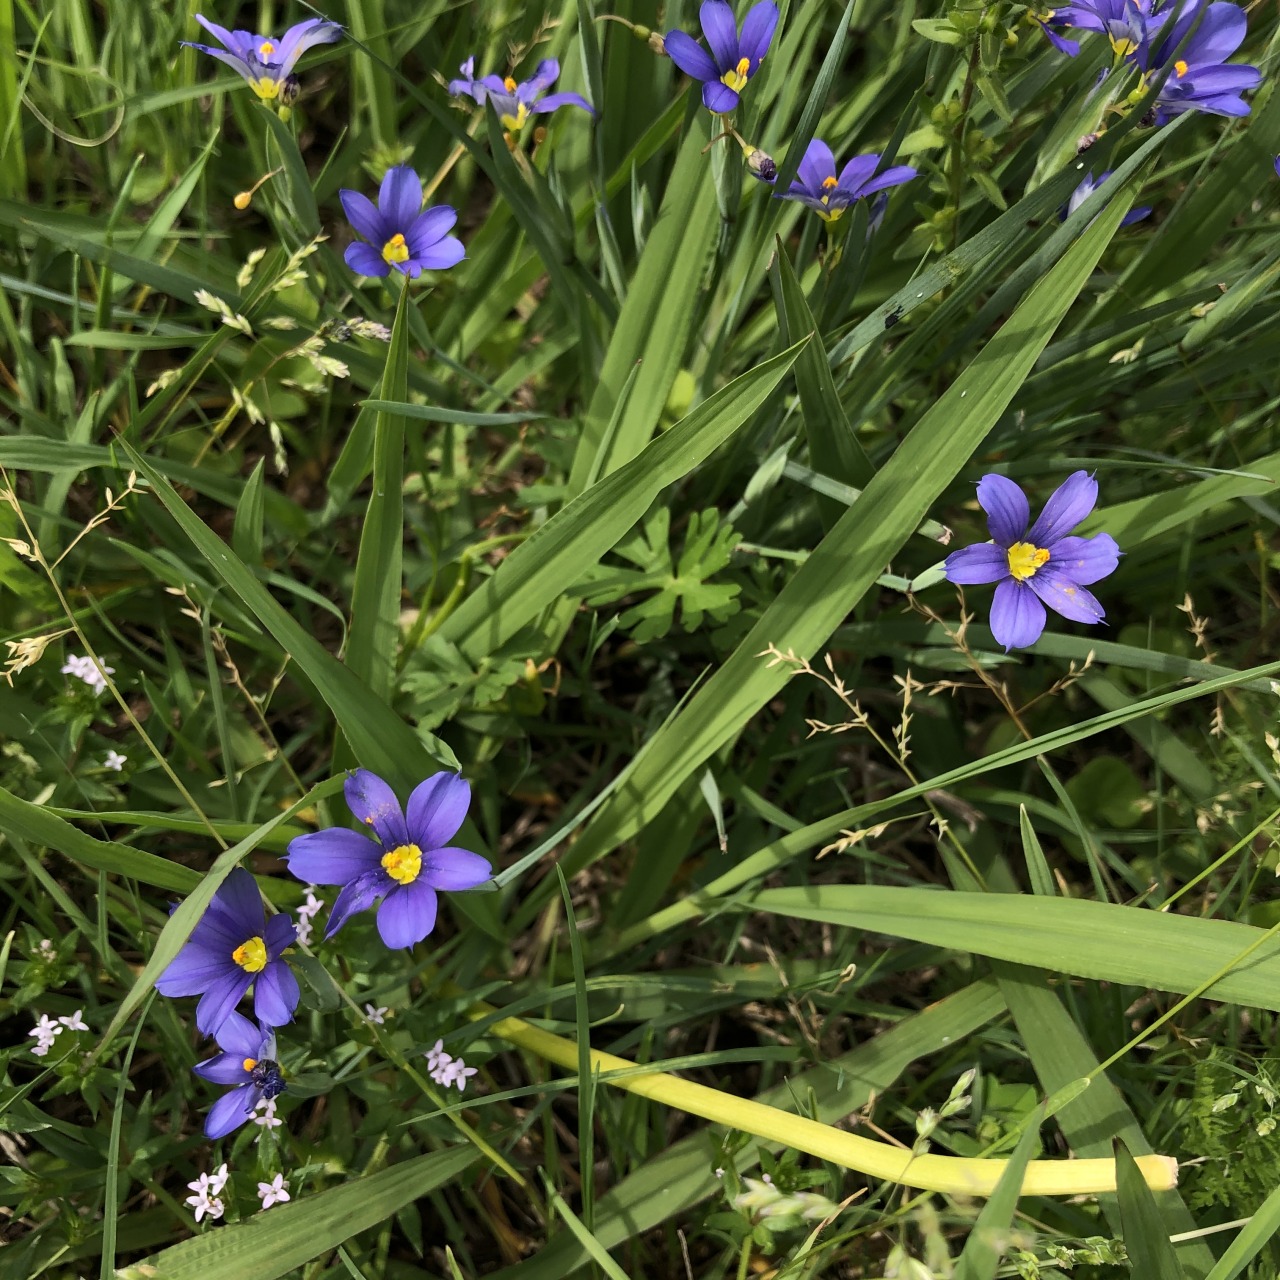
[249,1058,287,1103]
[1075,131,1102,154]
[884,306,903,329]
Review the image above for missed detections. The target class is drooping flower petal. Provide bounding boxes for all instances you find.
[702,80,741,113]
[253,960,300,1027]
[975,473,1030,546]
[531,91,597,116]
[858,165,919,198]
[943,543,1011,585]
[376,881,439,949]
[989,579,1048,650]
[194,1051,253,1086]
[205,1083,260,1139]
[521,58,561,96]
[195,968,254,1038]
[323,870,387,940]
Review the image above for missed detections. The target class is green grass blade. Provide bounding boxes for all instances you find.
[1116,1140,1187,1280]
[753,885,1280,1012]
[345,282,410,703]
[114,1145,478,1280]
[1203,1183,1280,1280]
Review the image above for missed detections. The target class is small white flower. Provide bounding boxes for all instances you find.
[298,886,324,920]
[61,653,114,696]
[441,1057,478,1092]
[364,1004,389,1025]
[257,1173,291,1209]
[252,1097,283,1130]
[37,939,56,961]
[208,1162,230,1196]
[103,750,127,771]
[188,1191,224,1223]
[426,1039,450,1073]
[295,917,314,947]
[714,1167,725,1179]
[29,1014,63,1055]
[58,1009,89,1032]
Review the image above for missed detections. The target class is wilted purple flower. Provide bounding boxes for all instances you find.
[1063,171,1151,224]
[447,57,596,132]
[664,0,779,114]
[155,868,299,1036]
[284,770,492,949]
[1134,0,1260,121]
[340,166,464,279]
[184,15,342,101]
[773,139,917,222]
[943,472,1121,651]
[194,1011,286,1139]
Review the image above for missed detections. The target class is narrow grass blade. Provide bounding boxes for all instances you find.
[1203,1183,1280,1280]
[1117,1140,1187,1280]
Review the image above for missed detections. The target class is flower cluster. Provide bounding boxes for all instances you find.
[295,884,325,947]
[426,1038,479,1092]
[61,652,113,695]
[1037,0,1259,123]
[29,1009,87,1056]
[184,1162,229,1223]
[153,771,490,1160]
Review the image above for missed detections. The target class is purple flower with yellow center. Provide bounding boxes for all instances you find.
[1032,0,1154,57]
[194,1010,287,1139]
[943,471,1121,651]
[664,0,780,114]
[1133,0,1260,122]
[447,57,596,133]
[155,867,299,1036]
[183,15,342,101]
[284,770,492,949]
[339,166,464,280]
[774,139,917,223]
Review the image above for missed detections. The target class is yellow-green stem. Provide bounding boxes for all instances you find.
[463,999,1177,1197]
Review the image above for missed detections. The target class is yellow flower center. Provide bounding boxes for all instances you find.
[1109,33,1137,56]
[243,1057,258,1071]
[822,175,839,189]
[720,56,752,94]
[1174,58,1189,77]
[1006,541,1051,581]
[232,936,267,973]
[382,232,410,265]
[503,76,518,91]
[500,102,530,131]
[259,41,276,58]
[381,843,423,885]
[250,75,281,100]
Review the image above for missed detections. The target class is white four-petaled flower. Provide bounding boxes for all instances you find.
[104,750,127,771]
[58,1009,89,1032]
[29,1014,63,1056]
[364,1003,389,1025]
[257,1173,291,1209]
[61,653,115,696]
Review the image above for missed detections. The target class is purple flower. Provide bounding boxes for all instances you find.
[943,472,1121,651]
[155,868,300,1036]
[1033,0,1155,57]
[447,57,596,132]
[284,770,492,949]
[194,1011,286,1139]
[1135,0,1260,121]
[1063,171,1152,224]
[183,15,342,101]
[664,0,779,114]
[340,166,464,279]
[773,139,917,222]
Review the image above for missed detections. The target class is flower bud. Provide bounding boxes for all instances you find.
[233,191,252,210]
[649,32,667,55]
[280,74,301,107]
[746,149,777,183]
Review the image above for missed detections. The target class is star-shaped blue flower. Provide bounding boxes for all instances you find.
[943,472,1121,651]
[183,14,341,101]
[773,139,917,222]
[155,867,299,1036]
[447,57,596,132]
[340,166,465,279]
[664,1,779,114]
[284,770,492,949]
